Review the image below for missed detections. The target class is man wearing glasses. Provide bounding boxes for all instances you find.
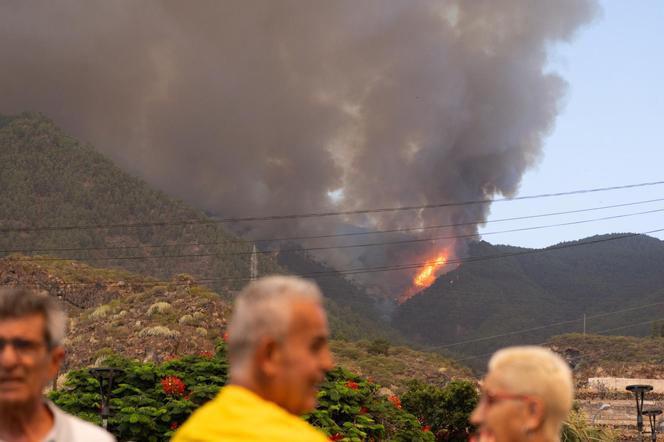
[0,287,115,442]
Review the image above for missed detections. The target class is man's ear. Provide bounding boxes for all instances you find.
[48,345,65,379]
[254,337,281,378]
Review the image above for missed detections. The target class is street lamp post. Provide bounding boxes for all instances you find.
[89,367,124,430]
[592,403,611,424]
[626,384,654,442]
[643,409,662,442]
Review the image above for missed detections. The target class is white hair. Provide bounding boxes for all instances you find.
[0,287,67,347]
[488,346,573,440]
[227,275,323,372]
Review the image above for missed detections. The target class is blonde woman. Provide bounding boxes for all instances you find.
[470,346,573,442]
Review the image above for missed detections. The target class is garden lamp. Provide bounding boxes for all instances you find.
[626,384,653,442]
[643,409,662,442]
[89,367,124,430]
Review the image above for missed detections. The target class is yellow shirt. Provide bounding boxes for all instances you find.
[171,385,329,442]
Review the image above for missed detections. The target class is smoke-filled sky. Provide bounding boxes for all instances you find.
[0,1,599,296]
[479,0,664,248]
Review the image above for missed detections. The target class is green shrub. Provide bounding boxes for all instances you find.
[367,339,391,356]
[400,379,478,441]
[562,410,617,442]
[51,345,438,441]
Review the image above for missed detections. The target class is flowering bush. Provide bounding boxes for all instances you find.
[306,368,434,442]
[161,376,186,397]
[50,342,446,442]
[345,380,360,390]
[387,395,402,409]
[50,342,230,442]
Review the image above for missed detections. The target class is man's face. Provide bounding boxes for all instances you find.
[0,314,63,408]
[268,300,333,415]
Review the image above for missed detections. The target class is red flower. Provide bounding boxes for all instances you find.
[345,380,359,390]
[388,394,402,409]
[197,351,214,359]
[161,375,186,396]
[422,425,431,432]
[329,434,344,441]
[170,422,179,430]
[222,331,230,342]
[359,406,369,414]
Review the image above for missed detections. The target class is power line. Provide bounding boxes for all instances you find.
[4,197,664,253]
[427,301,664,350]
[5,206,664,261]
[1,180,663,233]
[9,227,664,286]
[249,197,664,242]
[424,301,664,351]
[454,317,664,363]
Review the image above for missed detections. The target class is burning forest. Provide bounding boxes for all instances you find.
[0,0,598,298]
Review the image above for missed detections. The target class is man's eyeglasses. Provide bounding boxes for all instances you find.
[0,338,46,357]
[479,390,532,407]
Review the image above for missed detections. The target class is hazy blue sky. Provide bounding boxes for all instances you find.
[479,0,664,248]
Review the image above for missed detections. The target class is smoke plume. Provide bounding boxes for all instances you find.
[0,0,598,297]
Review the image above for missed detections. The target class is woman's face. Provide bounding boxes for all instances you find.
[470,370,536,442]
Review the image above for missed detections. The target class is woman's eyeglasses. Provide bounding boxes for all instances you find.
[479,390,532,407]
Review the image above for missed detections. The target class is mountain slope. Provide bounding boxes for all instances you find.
[0,256,464,388]
[0,112,395,340]
[393,235,664,363]
[0,112,271,289]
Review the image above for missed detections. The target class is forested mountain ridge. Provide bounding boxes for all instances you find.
[393,235,664,362]
[0,112,266,289]
[0,112,394,340]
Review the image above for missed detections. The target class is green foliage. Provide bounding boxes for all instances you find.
[50,349,230,442]
[51,346,441,441]
[394,237,664,366]
[367,339,391,356]
[330,340,472,393]
[401,380,478,441]
[307,368,434,442]
[562,410,617,442]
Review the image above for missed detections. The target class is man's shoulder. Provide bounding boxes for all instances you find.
[51,404,116,442]
[173,386,328,442]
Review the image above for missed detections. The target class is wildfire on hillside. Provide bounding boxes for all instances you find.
[399,247,452,303]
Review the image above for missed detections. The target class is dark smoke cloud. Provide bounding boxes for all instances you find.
[0,0,598,297]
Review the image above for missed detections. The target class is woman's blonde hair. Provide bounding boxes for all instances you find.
[488,346,573,439]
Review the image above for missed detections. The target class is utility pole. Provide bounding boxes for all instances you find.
[250,244,258,281]
[583,313,586,336]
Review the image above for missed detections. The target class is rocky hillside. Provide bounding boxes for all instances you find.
[548,333,664,384]
[0,256,466,389]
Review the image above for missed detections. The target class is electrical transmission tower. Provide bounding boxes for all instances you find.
[250,244,258,281]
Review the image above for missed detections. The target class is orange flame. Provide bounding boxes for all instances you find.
[413,253,448,288]
[400,249,451,303]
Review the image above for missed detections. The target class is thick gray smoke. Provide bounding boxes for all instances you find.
[0,0,598,298]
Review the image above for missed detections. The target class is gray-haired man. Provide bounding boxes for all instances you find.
[173,275,333,442]
[0,287,115,442]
